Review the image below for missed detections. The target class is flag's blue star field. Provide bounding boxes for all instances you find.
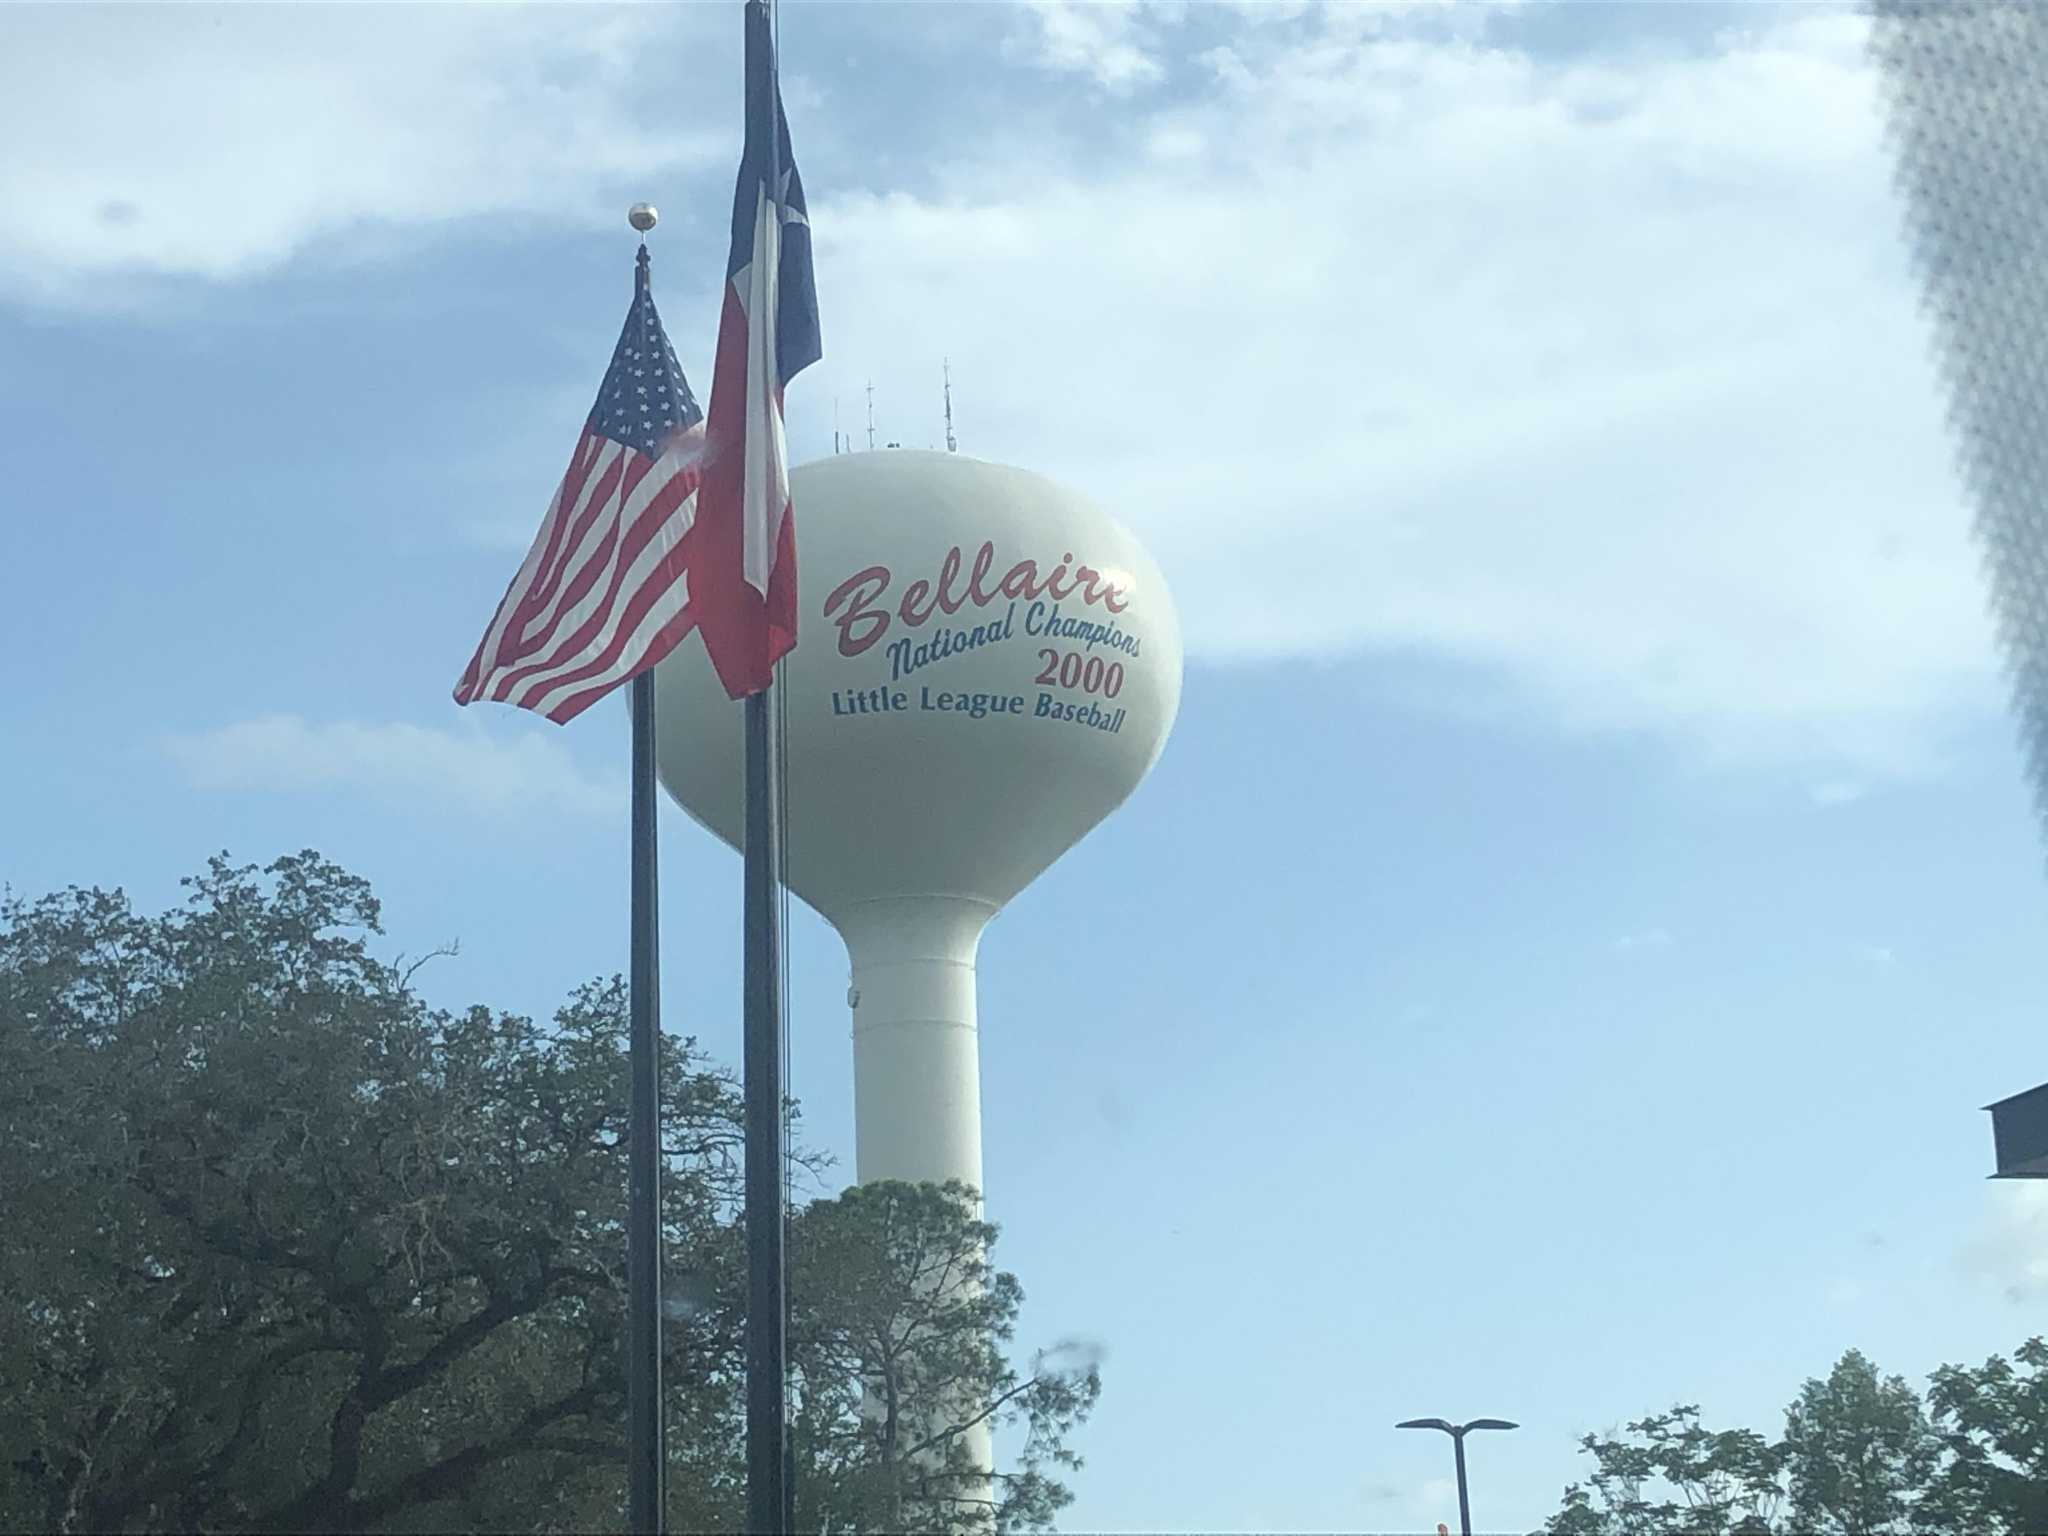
[592,246,701,458]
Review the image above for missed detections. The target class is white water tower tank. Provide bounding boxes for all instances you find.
[652,450,1181,1199]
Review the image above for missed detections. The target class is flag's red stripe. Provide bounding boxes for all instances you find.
[521,428,609,618]
[472,428,607,689]
[540,502,701,716]
[542,452,660,632]
[763,493,797,661]
[488,462,690,703]
[544,599,700,725]
[506,442,627,660]
[501,468,701,708]
[497,435,623,668]
[691,280,768,698]
[506,470,699,710]
[491,452,660,682]
[455,434,599,701]
[455,627,493,702]
[487,508,625,701]
[520,539,692,719]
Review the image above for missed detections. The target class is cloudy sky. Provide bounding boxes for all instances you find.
[8,1,2048,1530]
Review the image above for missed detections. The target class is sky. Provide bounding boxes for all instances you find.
[6,1,2048,1531]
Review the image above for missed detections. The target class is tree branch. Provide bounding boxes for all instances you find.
[342,1383,605,1527]
[361,1286,528,1413]
[897,1371,1047,1465]
[93,1331,349,1531]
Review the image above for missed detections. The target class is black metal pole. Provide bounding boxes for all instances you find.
[1452,1430,1472,1536]
[627,672,665,1533]
[784,1431,797,1535]
[743,686,788,1533]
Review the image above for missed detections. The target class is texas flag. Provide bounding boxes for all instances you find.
[691,0,823,699]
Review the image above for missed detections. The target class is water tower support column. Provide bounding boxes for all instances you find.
[839,894,995,1195]
[839,893,999,1508]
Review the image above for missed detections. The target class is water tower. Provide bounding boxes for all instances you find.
[652,451,1181,1200]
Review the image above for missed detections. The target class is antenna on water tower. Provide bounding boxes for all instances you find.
[944,359,958,453]
[866,380,876,452]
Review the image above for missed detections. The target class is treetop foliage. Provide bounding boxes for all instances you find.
[1,853,1098,1534]
[1542,1342,2048,1536]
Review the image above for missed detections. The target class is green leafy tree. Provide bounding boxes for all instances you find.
[0,853,1101,1534]
[0,853,757,1532]
[1921,1337,2048,1536]
[1782,1349,1939,1535]
[787,1180,1100,1535]
[1542,1406,1786,1536]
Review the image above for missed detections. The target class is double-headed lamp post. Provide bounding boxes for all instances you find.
[1396,1417,1518,1536]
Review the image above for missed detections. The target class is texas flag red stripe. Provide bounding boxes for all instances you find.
[688,0,820,701]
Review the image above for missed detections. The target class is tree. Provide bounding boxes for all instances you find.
[0,853,759,1532]
[0,854,1100,1533]
[1782,1350,1939,1535]
[1921,1337,2048,1536]
[1540,1349,2020,1536]
[786,1180,1101,1535]
[1541,1405,1786,1536]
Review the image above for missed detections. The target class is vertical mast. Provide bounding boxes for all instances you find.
[944,358,957,453]
[741,6,789,1534]
[742,688,786,1535]
[627,673,664,1534]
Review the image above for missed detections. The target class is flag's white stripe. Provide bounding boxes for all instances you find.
[505,437,634,657]
[534,567,695,723]
[521,487,698,717]
[740,182,789,599]
[478,436,629,678]
[468,456,576,685]
[480,444,694,700]
[504,446,701,705]
[523,447,699,667]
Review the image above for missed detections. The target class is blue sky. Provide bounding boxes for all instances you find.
[7,2,2048,1531]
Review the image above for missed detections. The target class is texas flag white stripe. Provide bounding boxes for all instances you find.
[687,0,819,700]
[738,181,790,599]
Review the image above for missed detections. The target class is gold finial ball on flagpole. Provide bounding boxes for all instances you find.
[628,203,659,233]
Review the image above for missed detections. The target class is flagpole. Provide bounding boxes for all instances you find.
[743,2,794,1526]
[628,668,666,1534]
[742,685,788,1533]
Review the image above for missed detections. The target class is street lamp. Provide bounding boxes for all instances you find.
[1396,1416,1518,1536]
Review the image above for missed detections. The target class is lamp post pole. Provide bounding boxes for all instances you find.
[1396,1417,1518,1536]
[1453,1430,1474,1535]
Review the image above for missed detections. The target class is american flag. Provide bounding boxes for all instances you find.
[691,0,822,700]
[452,247,706,725]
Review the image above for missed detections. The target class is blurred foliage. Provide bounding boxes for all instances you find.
[1541,1343,2048,1536]
[789,1180,1100,1534]
[0,852,1096,1533]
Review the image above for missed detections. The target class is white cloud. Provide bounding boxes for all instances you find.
[163,714,619,820]
[0,6,721,300]
[14,3,2003,781]
[799,6,1994,778]
[1012,0,1169,90]
[1961,1182,2048,1304]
